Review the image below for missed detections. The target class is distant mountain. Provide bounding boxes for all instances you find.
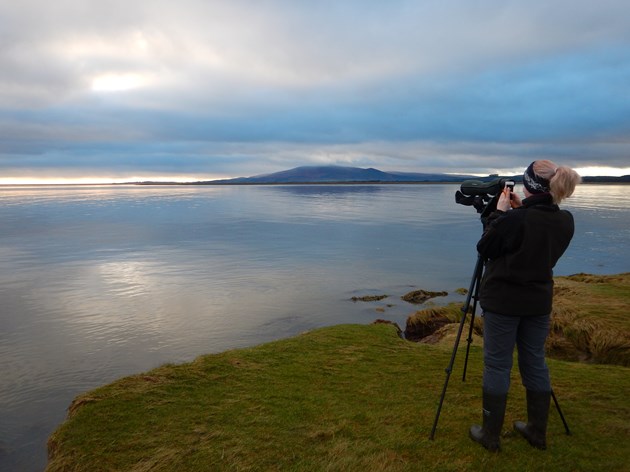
[135,165,629,185]
[204,165,475,184]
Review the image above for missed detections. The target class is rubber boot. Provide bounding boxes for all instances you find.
[469,391,507,452]
[514,390,551,450]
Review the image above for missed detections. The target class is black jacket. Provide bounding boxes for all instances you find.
[477,193,574,316]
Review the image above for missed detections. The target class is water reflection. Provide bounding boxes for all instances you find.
[0,184,628,471]
[270,184,385,197]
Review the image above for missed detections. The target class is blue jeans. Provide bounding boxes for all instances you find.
[482,311,551,395]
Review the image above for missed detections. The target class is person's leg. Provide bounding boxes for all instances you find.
[482,311,520,395]
[516,314,551,392]
[515,314,552,449]
[470,311,519,451]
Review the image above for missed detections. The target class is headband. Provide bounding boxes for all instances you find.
[523,162,550,194]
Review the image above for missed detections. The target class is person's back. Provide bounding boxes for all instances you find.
[478,193,575,316]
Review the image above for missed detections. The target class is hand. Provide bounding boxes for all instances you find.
[496,186,512,212]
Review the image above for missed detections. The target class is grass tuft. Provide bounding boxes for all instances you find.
[406,273,630,367]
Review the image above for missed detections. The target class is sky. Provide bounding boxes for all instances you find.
[1,0,630,183]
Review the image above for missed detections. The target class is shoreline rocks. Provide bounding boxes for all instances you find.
[351,294,388,302]
[401,289,448,304]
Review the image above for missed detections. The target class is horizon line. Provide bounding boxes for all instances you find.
[1,166,629,186]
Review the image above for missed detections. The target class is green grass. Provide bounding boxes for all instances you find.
[48,321,630,471]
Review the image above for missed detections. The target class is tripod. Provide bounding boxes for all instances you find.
[428,218,571,441]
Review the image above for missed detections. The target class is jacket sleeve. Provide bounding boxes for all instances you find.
[477,210,525,260]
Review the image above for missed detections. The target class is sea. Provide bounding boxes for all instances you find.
[0,183,628,471]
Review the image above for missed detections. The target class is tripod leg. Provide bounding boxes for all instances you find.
[462,256,484,382]
[462,308,476,382]
[429,309,469,440]
[551,389,571,435]
[429,255,483,440]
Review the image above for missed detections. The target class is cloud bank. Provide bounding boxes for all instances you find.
[1,0,630,181]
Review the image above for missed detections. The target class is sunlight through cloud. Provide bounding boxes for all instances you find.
[91,73,148,92]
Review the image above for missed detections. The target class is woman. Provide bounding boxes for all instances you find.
[469,160,581,452]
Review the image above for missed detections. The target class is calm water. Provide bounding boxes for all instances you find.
[0,183,628,471]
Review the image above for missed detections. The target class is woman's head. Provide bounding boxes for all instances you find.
[523,160,581,204]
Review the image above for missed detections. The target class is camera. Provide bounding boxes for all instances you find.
[459,178,514,197]
[455,177,515,220]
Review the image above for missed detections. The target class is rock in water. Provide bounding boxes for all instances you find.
[401,289,448,304]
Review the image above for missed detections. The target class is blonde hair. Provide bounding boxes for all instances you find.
[533,160,581,204]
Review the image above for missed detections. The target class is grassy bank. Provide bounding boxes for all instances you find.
[406,273,630,366]
[48,275,630,471]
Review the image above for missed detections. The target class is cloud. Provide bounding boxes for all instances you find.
[1,0,630,180]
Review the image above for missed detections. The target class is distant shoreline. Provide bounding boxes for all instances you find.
[1,179,628,187]
[138,180,470,186]
[2,164,629,187]
[139,179,630,186]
